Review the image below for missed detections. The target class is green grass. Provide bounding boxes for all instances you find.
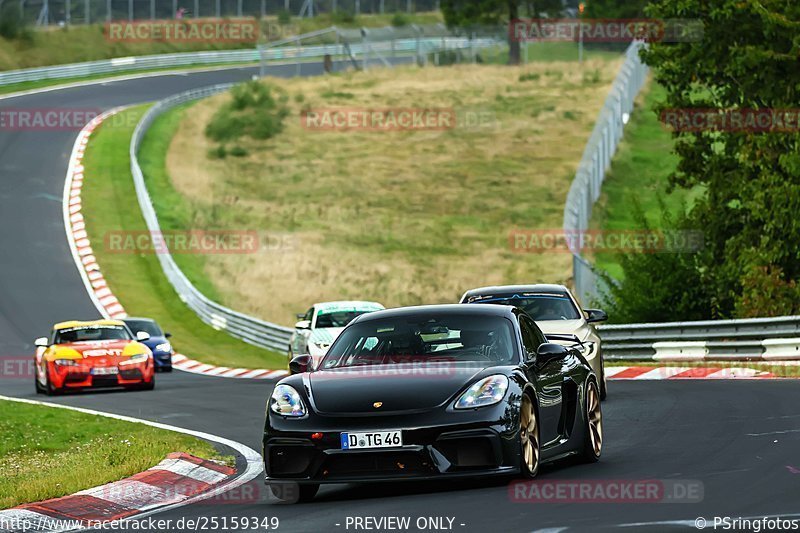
[606,360,800,378]
[80,105,288,369]
[0,399,223,509]
[588,82,704,279]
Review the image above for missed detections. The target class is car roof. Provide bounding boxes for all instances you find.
[461,284,571,300]
[350,303,519,324]
[53,319,126,330]
[314,301,385,312]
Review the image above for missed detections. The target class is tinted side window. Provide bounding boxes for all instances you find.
[518,318,538,360]
[523,316,547,349]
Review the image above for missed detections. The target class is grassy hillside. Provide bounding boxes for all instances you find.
[141,57,624,325]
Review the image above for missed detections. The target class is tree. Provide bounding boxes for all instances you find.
[640,0,800,317]
[583,0,651,19]
[440,0,523,65]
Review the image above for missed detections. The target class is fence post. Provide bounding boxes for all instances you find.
[84,0,88,23]
[128,0,132,21]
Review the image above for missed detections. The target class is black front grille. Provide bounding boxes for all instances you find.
[434,436,500,468]
[322,451,434,478]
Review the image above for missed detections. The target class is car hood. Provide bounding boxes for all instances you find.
[536,319,589,341]
[48,340,148,362]
[142,337,168,349]
[309,327,345,345]
[307,362,486,414]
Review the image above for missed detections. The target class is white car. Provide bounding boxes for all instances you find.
[288,301,385,367]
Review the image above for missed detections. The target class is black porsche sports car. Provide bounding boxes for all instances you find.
[263,304,603,502]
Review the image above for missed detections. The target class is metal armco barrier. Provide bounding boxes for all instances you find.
[562,41,649,306]
[600,315,800,361]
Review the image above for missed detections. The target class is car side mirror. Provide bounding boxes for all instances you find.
[136,331,151,341]
[536,343,568,367]
[289,355,312,375]
[34,337,49,348]
[294,320,311,330]
[584,309,608,323]
[164,332,172,338]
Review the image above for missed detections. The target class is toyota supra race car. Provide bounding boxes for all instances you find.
[265,304,602,502]
[34,319,155,395]
[460,284,609,399]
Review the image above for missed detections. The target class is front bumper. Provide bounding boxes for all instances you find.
[152,352,173,368]
[264,408,520,484]
[51,362,153,389]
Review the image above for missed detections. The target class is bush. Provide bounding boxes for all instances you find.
[331,10,356,24]
[277,9,292,25]
[391,13,410,27]
[229,145,248,157]
[734,266,800,318]
[205,81,289,143]
[0,5,32,42]
[597,198,713,323]
[207,145,227,159]
[518,72,541,82]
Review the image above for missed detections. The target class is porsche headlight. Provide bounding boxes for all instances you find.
[119,353,149,366]
[270,384,307,417]
[455,375,508,409]
[155,342,172,353]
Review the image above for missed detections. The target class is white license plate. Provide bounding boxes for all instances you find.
[340,431,402,450]
[91,367,118,375]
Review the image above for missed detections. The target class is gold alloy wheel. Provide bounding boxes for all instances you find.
[587,381,603,457]
[520,395,539,475]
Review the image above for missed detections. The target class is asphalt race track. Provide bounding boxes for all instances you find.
[1,63,800,532]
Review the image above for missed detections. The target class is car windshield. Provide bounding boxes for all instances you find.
[124,319,162,337]
[315,311,372,329]
[468,293,581,321]
[54,324,132,344]
[319,314,518,369]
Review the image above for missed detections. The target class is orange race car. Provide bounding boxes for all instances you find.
[34,319,155,395]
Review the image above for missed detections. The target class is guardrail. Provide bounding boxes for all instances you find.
[0,24,495,88]
[562,41,649,305]
[128,36,494,353]
[600,315,800,361]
